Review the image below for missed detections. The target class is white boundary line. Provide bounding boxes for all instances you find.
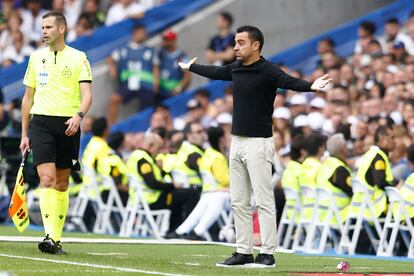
[0,253,188,276]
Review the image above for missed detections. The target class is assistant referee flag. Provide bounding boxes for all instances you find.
[9,149,30,232]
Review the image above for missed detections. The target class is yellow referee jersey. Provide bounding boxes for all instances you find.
[23,45,92,117]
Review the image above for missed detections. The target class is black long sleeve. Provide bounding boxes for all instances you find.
[189,57,312,137]
[329,166,353,197]
[137,159,174,192]
[189,63,233,80]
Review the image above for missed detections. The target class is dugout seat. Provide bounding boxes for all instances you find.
[119,175,170,239]
[337,179,383,255]
[377,187,414,258]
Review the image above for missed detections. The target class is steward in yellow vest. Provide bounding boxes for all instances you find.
[127,133,199,233]
[301,133,326,219]
[82,118,110,169]
[281,135,305,221]
[316,133,353,224]
[354,126,395,218]
[393,144,414,221]
[172,122,205,194]
[97,132,129,206]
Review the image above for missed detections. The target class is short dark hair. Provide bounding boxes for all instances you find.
[107,132,125,151]
[374,125,391,143]
[42,12,67,28]
[219,12,233,27]
[304,133,326,156]
[207,126,224,152]
[320,37,335,47]
[92,117,108,137]
[195,89,210,99]
[290,135,304,161]
[359,21,376,35]
[236,25,264,52]
[386,17,399,25]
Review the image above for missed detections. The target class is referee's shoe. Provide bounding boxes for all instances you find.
[38,235,66,255]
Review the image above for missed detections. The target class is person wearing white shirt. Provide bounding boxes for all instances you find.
[105,0,145,26]
[2,30,34,67]
[20,0,48,46]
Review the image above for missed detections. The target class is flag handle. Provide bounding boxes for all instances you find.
[20,148,29,167]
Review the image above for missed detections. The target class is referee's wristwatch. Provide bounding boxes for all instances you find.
[77,111,85,120]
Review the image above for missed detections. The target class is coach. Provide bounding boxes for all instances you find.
[179,25,331,267]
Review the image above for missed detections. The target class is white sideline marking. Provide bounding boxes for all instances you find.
[0,253,187,276]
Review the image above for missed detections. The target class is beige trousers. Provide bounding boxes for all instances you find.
[230,135,276,254]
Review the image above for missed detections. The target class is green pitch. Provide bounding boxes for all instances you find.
[0,225,413,275]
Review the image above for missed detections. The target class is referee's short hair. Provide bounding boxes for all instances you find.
[236,25,264,52]
[43,11,67,29]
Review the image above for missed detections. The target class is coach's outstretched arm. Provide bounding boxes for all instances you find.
[179,57,233,81]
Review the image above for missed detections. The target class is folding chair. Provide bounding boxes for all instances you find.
[93,175,127,235]
[66,167,103,232]
[277,187,301,250]
[337,179,383,255]
[292,185,317,251]
[303,188,345,253]
[377,187,414,258]
[119,175,170,239]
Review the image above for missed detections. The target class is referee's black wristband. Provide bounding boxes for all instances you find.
[77,111,85,119]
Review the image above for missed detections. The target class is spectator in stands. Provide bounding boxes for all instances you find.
[171,126,230,240]
[106,24,159,126]
[84,0,106,28]
[2,29,34,67]
[66,13,94,42]
[205,12,235,66]
[21,0,48,47]
[0,12,24,53]
[316,37,335,67]
[0,0,18,33]
[127,132,199,233]
[157,29,191,101]
[355,21,384,54]
[105,0,145,26]
[194,89,216,122]
[173,99,206,130]
[384,18,414,55]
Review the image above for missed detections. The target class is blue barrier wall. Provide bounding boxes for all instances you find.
[0,0,213,102]
[111,0,414,133]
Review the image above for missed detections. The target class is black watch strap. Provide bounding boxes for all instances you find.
[77,111,85,119]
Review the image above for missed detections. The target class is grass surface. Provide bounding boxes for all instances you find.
[0,225,413,275]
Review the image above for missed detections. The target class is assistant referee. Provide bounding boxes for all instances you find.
[179,25,331,268]
[20,12,92,254]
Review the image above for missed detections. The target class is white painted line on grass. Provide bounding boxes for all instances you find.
[0,253,188,276]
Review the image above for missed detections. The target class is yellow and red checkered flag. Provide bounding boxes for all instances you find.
[8,149,30,232]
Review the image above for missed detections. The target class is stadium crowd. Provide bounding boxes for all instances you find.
[1,1,414,256]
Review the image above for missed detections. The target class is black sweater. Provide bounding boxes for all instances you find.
[190,57,312,137]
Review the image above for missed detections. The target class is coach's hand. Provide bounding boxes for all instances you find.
[19,136,31,154]
[311,74,332,91]
[178,57,197,70]
[65,115,81,136]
